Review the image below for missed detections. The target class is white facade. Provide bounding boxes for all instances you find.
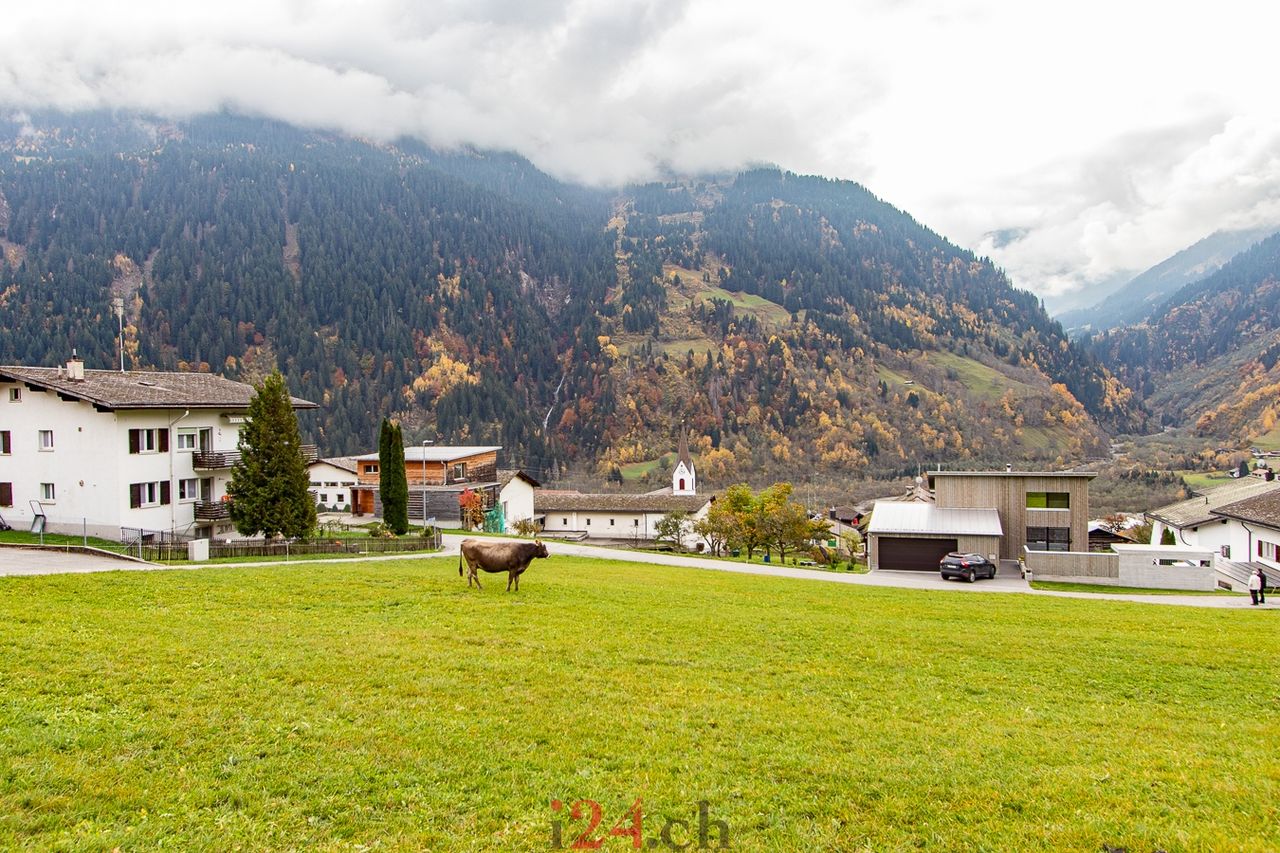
[498,475,537,529]
[0,385,242,540]
[540,501,712,546]
[309,461,358,511]
[0,365,314,542]
[1148,516,1234,552]
[1222,518,1280,571]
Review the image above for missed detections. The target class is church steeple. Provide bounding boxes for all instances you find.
[672,427,696,495]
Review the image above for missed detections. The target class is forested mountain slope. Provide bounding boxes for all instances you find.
[0,113,1136,484]
[1089,232,1280,445]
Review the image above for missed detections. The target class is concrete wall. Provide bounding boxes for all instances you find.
[1026,544,1218,590]
[1023,548,1118,581]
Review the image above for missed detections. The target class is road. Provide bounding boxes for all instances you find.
[0,535,1273,610]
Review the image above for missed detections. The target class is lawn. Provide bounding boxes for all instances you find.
[0,557,1275,851]
[1177,470,1236,491]
[1029,580,1236,596]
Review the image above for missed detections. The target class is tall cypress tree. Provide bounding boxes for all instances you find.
[227,371,317,538]
[379,418,409,534]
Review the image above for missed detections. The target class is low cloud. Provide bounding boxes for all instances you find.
[1,0,1278,301]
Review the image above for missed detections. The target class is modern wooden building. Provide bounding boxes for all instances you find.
[868,469,1095,570]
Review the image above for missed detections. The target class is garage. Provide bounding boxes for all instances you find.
[867,502,1003,572]
[878,536,957,571]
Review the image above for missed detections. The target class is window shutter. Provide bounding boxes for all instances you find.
[0,482,11,507]
[0,431,9,454]
[128,429,140,454]
[159,429,169,452]
[160,481,171,505]
[129,483,142,508]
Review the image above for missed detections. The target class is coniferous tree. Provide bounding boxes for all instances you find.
[227,370,317,538]
[379,419,409,535]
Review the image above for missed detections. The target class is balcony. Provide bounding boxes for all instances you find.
[194,500,232,521]
[194,444,318,470]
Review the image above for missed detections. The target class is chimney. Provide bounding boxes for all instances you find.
[67,350,84,382]
[1005,463,1013,473]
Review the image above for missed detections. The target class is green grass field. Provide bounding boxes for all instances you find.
[1,557,1275,851]
[1176,470,1236,491]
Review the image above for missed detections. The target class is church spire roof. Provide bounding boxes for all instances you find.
[677,427,693,470]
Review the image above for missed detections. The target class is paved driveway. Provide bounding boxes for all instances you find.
[0,547,154,576]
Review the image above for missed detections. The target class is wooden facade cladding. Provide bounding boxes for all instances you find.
[930,473,1093,560]
[358,450,499,487]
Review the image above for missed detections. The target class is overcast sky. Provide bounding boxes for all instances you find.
[2,0,1278,308]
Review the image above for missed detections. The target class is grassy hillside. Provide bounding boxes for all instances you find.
[0,557,1274,850]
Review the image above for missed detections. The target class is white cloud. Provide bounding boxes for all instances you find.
[1,0,1278,302]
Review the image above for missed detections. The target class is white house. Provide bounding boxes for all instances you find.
[1146,476,1280,551]
[536,491,713,543]
[1212,488,1280,579]
[0,358,316,541]
[497,470,540,531]
[308,457,359,511]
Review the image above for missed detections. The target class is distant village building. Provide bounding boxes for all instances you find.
[308,457,359,511]
[0,357,316,541]
[534,431,712,543]
[350,445,500,526]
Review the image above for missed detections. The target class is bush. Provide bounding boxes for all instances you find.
[512,518,540,537]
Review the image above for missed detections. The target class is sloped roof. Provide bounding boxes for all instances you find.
[1212,488,1280,529]
[535,491,710,513]
[315,456,360,474]
[0,366,315,410]
[499,469,542,489]
[354,445,501,462]
[867,501,1003,537]
[1147,478,1280,528]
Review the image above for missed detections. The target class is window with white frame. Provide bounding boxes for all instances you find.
[8,387,20,402]
[176,430,197,451]
[320,493,329,504]
[40,482,56,501]
[178,478,200,501]
[38,429,54,451]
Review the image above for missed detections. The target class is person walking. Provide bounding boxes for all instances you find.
[1257,568,1267,605]
[1248,567,1263,605]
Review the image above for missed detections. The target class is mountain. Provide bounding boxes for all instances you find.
[1088,231,1280,445]
[0,113,1138,487]
[1058,226,1278,336]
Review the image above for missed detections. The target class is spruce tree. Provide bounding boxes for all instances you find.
[379,419,409,535]
[227,371,317,538]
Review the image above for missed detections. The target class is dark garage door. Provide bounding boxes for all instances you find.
[879,537,958,571]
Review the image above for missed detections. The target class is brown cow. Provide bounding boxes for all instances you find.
[458,538,549,591]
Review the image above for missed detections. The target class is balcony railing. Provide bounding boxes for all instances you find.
[194,501,232,521]
[194,444,318,470]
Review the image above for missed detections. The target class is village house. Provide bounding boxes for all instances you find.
[308,457,359,512]
[867,468,1095,570]
[1145,474,1280,552]
[535,434,712,544]
[1204,488,1280,584]
[0,357,316,541]
[350,445,500,525]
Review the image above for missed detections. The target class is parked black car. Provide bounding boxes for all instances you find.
[939,552,998,582]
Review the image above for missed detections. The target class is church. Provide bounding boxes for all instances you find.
[535,431,712,544]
